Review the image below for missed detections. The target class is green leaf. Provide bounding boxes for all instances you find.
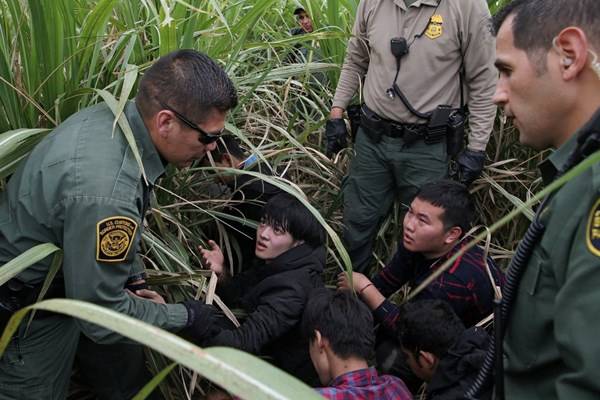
[0,299,324,400]
[0,243,61,286]
[95,88,148,184]
[132,363,177,400]
[0,128,50,179]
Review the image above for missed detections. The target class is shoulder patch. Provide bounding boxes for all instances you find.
[586,198,600,257]
[96,216,138,263]
[425,14,443,40]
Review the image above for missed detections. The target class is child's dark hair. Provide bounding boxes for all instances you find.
[302,288,374,360]
[396,300,465,359]
[415,180,475,234]
[211,135,246,162]
[293,7,306,16]
[261,193,325,248]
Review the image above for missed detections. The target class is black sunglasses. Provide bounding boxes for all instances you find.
[157,100,224,144]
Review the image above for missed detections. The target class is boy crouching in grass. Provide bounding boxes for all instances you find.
[195,192,326,385]
[302,288,413,399]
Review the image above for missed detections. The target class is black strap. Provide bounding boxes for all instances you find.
[390,0,467,120]
[389,0,443,120]
[458,31,466,114]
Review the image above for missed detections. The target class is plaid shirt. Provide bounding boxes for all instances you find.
[372,242,504,331]
[316,367,412,400]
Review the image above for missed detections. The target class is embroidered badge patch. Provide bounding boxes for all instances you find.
[425,14,443,40]
[96,216,138,262]
[586,198,600,257]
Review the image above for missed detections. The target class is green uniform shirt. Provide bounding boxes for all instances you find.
[0,101,187,343]
[332,0,497,151]
[504,127,600,399]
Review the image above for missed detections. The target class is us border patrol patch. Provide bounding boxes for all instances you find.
[586,198,600,257]
[96,216,138,262]
[425,14,443,39]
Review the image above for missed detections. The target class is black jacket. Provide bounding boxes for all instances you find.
[427,327,491,400]
[205,244,325,385]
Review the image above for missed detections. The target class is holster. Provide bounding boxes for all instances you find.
[427,105,453,145]
[427,105,466,155]
[0,278,65,331]
[359,105,384,144]
[446,110,466,157]
[347,104,362,141]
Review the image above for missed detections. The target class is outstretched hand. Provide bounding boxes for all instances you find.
[199,240,225,276]
[337,271,370,292]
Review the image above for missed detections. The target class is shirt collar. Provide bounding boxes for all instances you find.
[538,133,578,185]
[328,367,378,387]
[125,101,165,185]
[394,0,439,10]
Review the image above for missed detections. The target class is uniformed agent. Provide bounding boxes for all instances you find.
[0,49,237,400]
[475,1,600,399]
[326,0,498,273]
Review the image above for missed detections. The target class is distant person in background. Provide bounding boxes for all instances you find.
[302,288,413,400]
[291,7,314,35]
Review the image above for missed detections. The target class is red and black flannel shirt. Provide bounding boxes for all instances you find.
[316,367,413,400]
[372,241,504,331]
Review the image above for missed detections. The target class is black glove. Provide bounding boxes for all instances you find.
[456,149,486,186]
[325,119,348,157]
[181,300,218,343]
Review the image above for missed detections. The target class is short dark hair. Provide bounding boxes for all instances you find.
[211,135,246,162]
[302,288,374,360]
[492,0,600,72]
[293,7,306,16]
[414,180,475,234]
[397,300,465,358]
[136,49,238,124]
[261,193,325,248]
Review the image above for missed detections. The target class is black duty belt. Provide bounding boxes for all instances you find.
[0,278,66,329]
[360,104,428,139]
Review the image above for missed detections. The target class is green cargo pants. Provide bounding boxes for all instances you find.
[0,316,79,400]
[75,336,162,400]
[342,127,448,273]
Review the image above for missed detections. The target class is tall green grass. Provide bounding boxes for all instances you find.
[0,0,544,398]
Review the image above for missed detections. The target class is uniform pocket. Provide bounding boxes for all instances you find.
[505,249,556,367]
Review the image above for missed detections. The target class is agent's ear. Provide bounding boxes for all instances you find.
[444,226,462,245]
[155,109,177,139]
[553,27,590,80]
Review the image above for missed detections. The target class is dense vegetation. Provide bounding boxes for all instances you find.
[0,0,546,398]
